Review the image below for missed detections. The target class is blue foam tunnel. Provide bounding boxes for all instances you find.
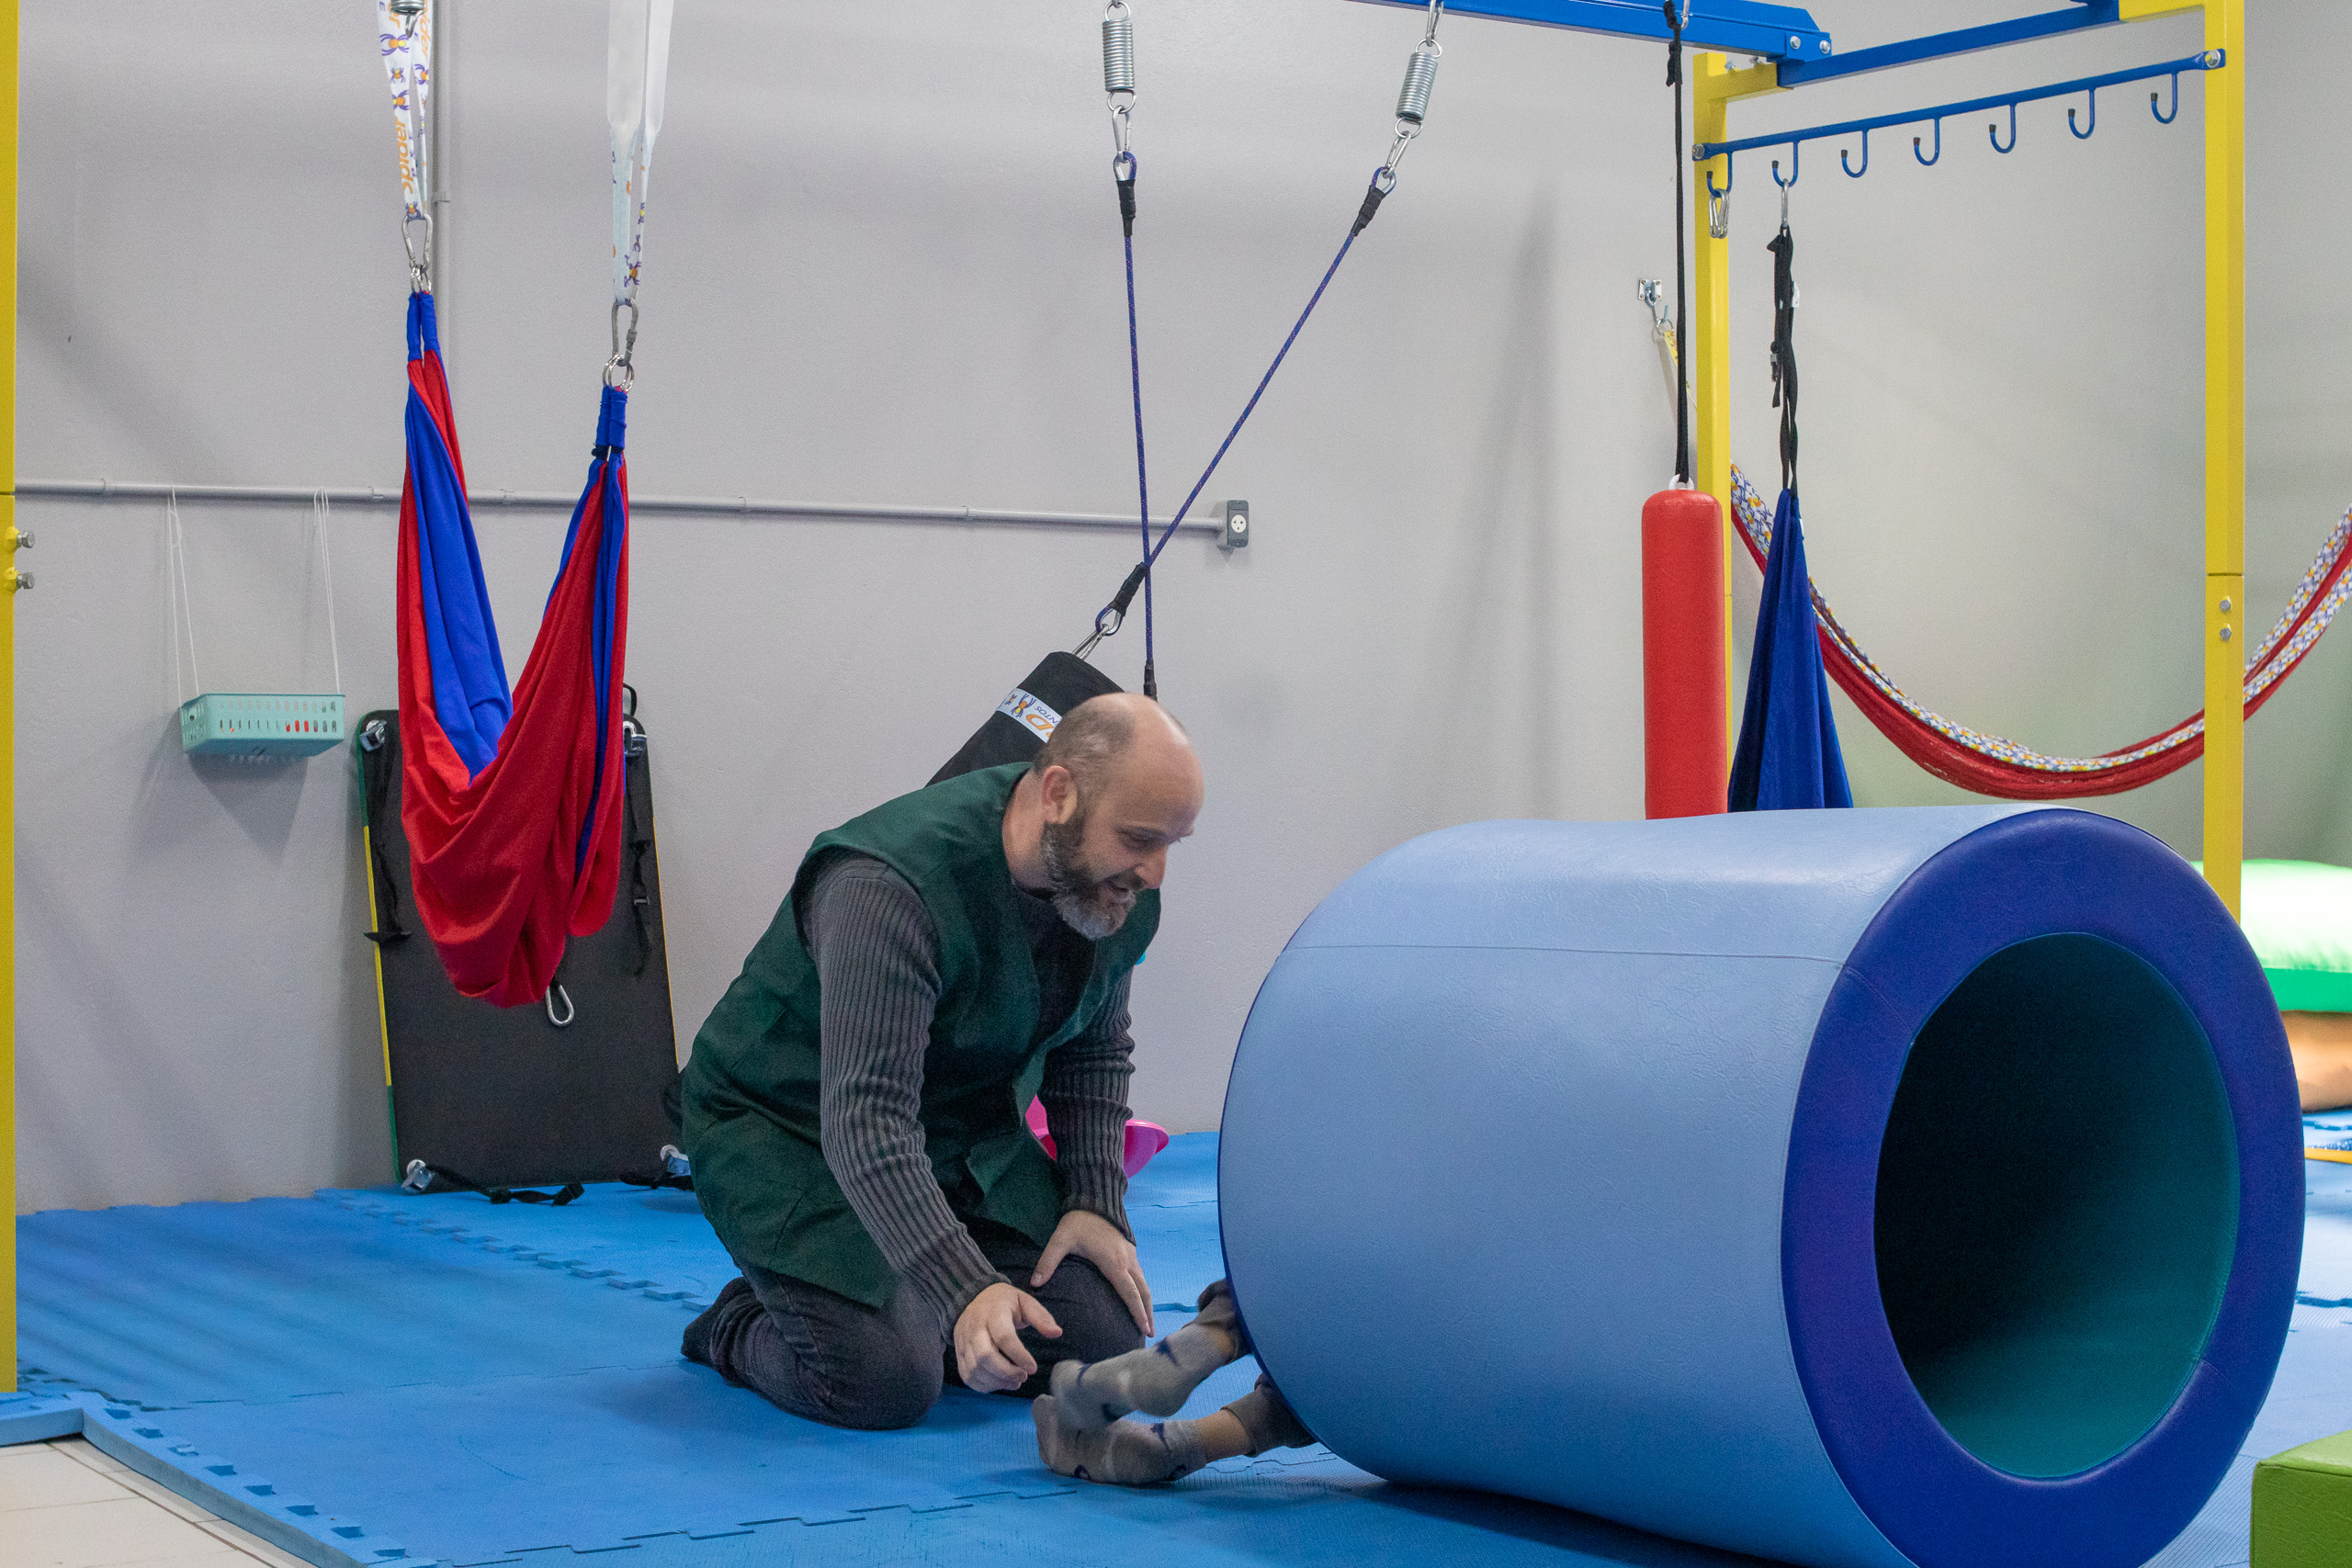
[1219,806,2301,1568]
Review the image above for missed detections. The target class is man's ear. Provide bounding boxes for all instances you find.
[1038,764,1080,823]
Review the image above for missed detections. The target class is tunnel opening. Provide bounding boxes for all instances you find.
[1872,933,2239,1479]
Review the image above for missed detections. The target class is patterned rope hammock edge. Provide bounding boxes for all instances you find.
[1725,465,2352,800]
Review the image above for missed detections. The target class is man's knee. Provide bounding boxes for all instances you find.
[811,1341,943,1431]
[1041,1258,1148,1361]
[734,1267,945,1431]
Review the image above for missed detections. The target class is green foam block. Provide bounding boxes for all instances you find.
[2256,1429,2352,1568]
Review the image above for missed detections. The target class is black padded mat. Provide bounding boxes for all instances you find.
[356,702,681,1190]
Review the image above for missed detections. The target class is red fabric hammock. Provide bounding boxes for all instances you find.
[396,291,633,1007]
[1727,466,2352,800]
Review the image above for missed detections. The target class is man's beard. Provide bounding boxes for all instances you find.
[1039,809,1139,940]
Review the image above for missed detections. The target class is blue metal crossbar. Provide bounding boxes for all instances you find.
[1693,49,2221,184]
[1774,3,2134,88]
[1347,0,1830,62]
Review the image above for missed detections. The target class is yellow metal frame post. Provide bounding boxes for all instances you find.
[2199,0,2245,918]
[0,0,21,1393]
[1690,53,1781,753]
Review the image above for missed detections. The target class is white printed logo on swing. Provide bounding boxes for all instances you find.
[998,689,1062,740]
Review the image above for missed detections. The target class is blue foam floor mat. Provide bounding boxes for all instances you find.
[16,1126,2352,1567]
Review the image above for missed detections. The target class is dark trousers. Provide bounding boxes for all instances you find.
[692,1222,1145,1431]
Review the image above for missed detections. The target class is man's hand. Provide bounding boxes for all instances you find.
[955,1282,1061,1393]
[1033,1210,1154,1335]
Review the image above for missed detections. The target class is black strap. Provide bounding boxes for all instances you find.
[1666,2,1691,486]
[1770,220,1799,495]
[622,737,654,977]
[361,724,410,946]
[416,1162,584,1206]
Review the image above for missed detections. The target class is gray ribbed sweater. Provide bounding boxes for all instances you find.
[802,852,1136,1326]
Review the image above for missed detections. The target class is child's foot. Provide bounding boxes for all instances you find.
[1046,1285,1241,1430]
[1033,1395,1209,1486]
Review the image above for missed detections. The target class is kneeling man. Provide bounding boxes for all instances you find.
[679,694,1202,1430]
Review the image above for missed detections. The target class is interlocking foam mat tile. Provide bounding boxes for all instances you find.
[16,1127,2352,1567]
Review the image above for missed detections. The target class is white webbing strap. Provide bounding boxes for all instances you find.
[608,0,674,309]
[377,1,432,225]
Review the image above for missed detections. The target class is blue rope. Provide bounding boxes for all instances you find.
[1143,216,1363,577]
[1123,190,1156,697]
[1092,171,1388,674]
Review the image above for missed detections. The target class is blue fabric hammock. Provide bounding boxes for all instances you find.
[1729,486,1851,812]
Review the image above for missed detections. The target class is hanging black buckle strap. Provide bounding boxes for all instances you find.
[619,686,655,977]
[1770,220,1799,496]
[359,716,410,947]
[401,1158,583,1206]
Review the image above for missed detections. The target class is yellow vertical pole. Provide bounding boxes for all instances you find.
[2200,0,2245,917]
[1691,56,1781,753]
[0,0,21,1394]
[1692,55,1736,750]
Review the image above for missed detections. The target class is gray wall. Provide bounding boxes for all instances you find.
[16,0,2350,1211]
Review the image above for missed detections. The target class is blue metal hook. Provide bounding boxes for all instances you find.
[1840,128,1870,178]
[1988,102,2018,154]
[1705,153,1734,200]
[1912,118,1943,166]
[2152,72,2182,125]
[2067,85,2098,140]
[1770,143,1800,187]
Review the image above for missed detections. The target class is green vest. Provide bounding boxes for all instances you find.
[681,763,1159,1308]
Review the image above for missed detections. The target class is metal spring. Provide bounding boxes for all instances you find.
[1102,11,1136,97]
[1396,44,1439,125]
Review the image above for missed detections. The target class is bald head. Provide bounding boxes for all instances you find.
[1032,693,1195,795]
[1008,694,1204,938]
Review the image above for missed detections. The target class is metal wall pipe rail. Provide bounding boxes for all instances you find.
[16,479,1221,536]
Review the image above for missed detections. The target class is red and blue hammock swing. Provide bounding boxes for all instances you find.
[396,289,631,1007]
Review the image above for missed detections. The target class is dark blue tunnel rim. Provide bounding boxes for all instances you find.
[1781,809,2301,1568]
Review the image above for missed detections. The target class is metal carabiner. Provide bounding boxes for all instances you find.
[1076,602,1124,661]
[390,0,426,39]
[605,298,640,389]
[1700,150,1733,239]
[1383,118,1421,180]
[401,209,434,290]
[1423,0,1445,46]
[1771,145,1797,229]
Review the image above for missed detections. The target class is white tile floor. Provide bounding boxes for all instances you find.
[0,1437,312,1568]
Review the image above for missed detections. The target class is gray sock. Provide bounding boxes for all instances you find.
[1047,1316,1238,1430]
[1033,1395,1211,1486]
